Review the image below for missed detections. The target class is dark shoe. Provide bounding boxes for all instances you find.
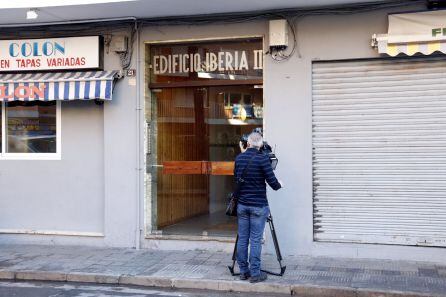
[240,272,250,280]
[249,271,267,283]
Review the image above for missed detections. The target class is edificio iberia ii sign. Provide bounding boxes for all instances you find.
[153,50,263,74]
[0,36,101,71]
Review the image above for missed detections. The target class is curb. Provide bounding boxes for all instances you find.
[0,270,444,297]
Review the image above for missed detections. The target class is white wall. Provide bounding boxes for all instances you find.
[141,5,446,263]
[0,101,105,235]
[102,38,140,247]
[265,8,446,264]
[0,29,140,248]
[3,5,446,263]
[140,22,267,251]
[263,7,446,263]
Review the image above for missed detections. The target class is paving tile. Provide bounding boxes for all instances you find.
[311,265,330,271]
[1,244,446,296]
[438,269,446,277]
[380,270,402,276]
[344,268,363,274]
[150,264,213,278]
[418,268,439,277]
[186,259,205,265]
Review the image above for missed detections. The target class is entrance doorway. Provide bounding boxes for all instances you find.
[146,38,263,238]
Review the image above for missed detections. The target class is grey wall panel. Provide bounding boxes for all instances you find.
[313,58,446,247]
[0,29,139,247]
[0,101,104,233]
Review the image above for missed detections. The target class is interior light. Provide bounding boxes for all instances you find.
[26,9,38,20]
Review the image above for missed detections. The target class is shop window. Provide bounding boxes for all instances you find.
[147,38,263,238]
[150,86,263,237]
[0,101,60,159]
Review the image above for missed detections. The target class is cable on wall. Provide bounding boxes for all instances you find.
[0,0,425,66]
[268,15,298,62]
[118,22,139,70]
[0,0,424,35]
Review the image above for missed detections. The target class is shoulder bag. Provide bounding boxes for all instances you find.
[225,153,257,217]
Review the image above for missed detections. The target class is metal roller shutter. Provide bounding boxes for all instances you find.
[312,57,446,247]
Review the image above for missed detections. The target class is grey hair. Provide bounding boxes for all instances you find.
[248,132,263,149]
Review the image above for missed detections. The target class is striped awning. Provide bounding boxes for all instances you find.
[373,10,446,57]
[0,71,120,101]
[374,34,446,57]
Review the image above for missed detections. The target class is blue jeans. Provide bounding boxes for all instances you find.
[236,203,270,277]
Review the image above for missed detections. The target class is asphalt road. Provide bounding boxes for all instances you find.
[0,281,284,297]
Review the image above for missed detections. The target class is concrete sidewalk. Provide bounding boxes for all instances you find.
[0,244,446,297]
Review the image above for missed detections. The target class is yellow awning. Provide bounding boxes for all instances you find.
[373,10,446,57]
[374,34,446,57]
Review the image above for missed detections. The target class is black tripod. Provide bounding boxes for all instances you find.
[228,214,286,277]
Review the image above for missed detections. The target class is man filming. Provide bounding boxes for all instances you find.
[234,131,283,283]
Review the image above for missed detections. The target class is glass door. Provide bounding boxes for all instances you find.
[149,85,263,237]
[146,38,263,238]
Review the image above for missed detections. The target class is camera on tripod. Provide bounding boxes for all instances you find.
[229,127,286,277]
[240,128,279,170]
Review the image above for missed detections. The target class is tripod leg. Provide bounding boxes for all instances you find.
[227,234,239,276]
[232,234,238,261]
[269,215,286,275]
[269,216,283,262]
[261,215,287,276]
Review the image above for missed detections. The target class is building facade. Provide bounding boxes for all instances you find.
[2,2,446,263]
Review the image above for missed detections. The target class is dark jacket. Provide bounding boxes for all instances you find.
[234,148,281,207]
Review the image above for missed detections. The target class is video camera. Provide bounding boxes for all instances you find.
[240,128,279,170]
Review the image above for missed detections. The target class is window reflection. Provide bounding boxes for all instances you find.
[6,101,57,153]
[154,85,263,236]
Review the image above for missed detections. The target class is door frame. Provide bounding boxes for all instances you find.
[143,35,265,242]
